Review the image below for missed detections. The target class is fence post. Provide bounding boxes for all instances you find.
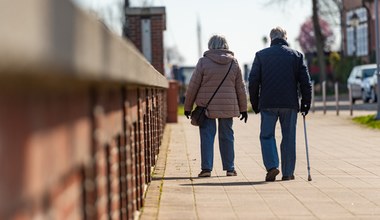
[311,81,315,113]
[349,84,353,116]
[322,81,326,115]
[335,82,339,116]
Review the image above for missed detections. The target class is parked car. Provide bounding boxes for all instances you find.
[347,64,377,103]
[362,73,378,103]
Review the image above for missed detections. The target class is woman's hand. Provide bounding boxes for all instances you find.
[184,111,191,119]
[240,112,248,123]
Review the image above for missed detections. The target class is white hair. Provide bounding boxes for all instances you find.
[208,35,229,50]
[270,27,287,40]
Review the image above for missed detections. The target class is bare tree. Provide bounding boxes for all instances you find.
[312,0,327,83]
[265,0,343,84]
[319,0,343,52]
[315,0,343,82]
[319,0,343,26]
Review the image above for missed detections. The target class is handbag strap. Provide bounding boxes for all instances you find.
[205,60,234,108]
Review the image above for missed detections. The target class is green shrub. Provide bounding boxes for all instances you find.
[333,57,354,83]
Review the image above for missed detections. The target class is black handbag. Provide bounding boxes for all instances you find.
[191,61,233,126]
[190,106,208,126]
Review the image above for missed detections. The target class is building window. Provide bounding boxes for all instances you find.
[346,7,369,57]
[357,23,368,56]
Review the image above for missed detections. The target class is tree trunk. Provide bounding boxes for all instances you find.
[312,0,327,83]
[332,0,344,52]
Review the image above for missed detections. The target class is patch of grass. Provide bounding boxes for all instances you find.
[178,104,184,115]
[352,114,380,130]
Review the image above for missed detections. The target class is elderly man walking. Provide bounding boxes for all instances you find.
[248,27,312,182]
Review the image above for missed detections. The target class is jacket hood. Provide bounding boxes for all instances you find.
[203,49,234,64]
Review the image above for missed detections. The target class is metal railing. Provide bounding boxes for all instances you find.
[311,81,377,116]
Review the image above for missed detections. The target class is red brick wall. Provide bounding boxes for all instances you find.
[0,87,91,220]
[151,15,165,74]
[343,0,361,9]
[127,16,142,51]
[0,84,166,220]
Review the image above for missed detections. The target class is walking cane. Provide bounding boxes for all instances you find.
[302,113,312,181]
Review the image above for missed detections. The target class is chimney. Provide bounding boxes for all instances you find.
[125,7,166,75]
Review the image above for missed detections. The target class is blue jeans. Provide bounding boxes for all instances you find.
[199,117,234,171]
[260,108,297,177]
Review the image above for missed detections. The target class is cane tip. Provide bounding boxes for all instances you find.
[308,176,312,181]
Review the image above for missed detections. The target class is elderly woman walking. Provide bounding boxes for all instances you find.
[184,35,248,177]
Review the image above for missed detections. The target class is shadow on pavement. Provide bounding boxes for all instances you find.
[152,176,194,181]
[181,181,267,186]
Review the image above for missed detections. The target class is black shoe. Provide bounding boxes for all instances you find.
[282,175,295,181]
[198,170,211,177]
[265,168,279,182]
[226,170,237,176]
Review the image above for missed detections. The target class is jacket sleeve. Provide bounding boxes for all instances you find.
[248,53,262,109]
[184,59,203,111]
[234,60,248,112]
[297,53,312,105]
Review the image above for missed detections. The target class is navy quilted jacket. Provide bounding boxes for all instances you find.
[248,38,311,110]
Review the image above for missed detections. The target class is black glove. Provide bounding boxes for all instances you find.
[184,110,191,119]
[240,112,248,123]
[300,102,310,116]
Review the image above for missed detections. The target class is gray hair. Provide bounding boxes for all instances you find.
[208,35,229,50]
[270,27,287,40]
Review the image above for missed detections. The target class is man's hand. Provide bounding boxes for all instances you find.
[300,102,310,116]
[252,104,260,114]
[240,112,248,123]
[184,111,191,119]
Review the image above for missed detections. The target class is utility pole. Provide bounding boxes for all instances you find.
[122,0,130,38]
[197,15,202,58]
[376,0,380,119]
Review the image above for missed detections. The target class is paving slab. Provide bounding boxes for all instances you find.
[140,111,380,220]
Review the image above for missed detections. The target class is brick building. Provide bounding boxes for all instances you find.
[342,0,380,62]
[125,7,166,75]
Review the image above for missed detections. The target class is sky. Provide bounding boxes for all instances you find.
[142,0,315,67]
[73,0,340,68]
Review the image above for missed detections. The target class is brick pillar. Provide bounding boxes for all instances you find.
[126,7,166,75]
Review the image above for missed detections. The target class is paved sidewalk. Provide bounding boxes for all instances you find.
[140,111,380,220]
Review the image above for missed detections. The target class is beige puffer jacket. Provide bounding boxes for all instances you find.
[184,49,247,118]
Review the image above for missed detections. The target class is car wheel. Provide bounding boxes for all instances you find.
[371,87,378,102]
[362,91,370,103]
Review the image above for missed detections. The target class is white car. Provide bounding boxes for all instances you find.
[347,64,377,103]
[362,73,378,103]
